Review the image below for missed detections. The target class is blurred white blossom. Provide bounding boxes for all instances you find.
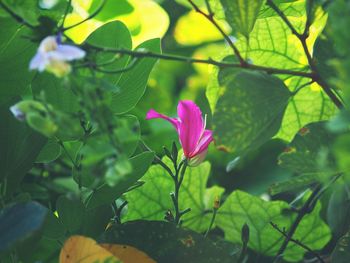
[29,36,85,77]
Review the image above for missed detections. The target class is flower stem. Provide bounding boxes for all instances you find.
[172,160,188,225]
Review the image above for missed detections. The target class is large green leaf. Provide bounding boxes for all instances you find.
[124,157,225,232]
[220,0,264,38]
[278,121,338,176]
[212,70,290,155]
[86,20,132,85]
[275,77,337,141]
[102,220,239,263]
[0,100,46,195]
[0,201,48,253]
[0,18,35,105]
[216,190,331,262]
[111,38,161,114]
[86,151,155,209]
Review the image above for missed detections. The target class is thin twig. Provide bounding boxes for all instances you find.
[59,0,72,30]
[270,222,325,263]
[85,44,313,78]
[266,0,344,109]
[0,0,35,28]
[291,80,314,96]
[62,0,106,31]
[187,0,246,65]
[273,184,322,262]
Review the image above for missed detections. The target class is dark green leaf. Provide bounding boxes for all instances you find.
[213,71,290,155]
[0,18,35,105]
[86,151,154,209]
[111,38,161,114]
[56,195,85,234]
[101,220,239,263]
[0,100,46,195]
[332,231,350,263]
[278,121,337,176]
[36,138,61,163]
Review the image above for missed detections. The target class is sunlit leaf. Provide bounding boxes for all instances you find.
[220,0,264,38]
[124,157,225,232]
[216,190,331,261]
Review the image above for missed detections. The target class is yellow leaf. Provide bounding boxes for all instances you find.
[59,235,120,263]
[64,0,169,47]
[101,244,157,263]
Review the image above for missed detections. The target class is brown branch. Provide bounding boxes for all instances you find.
[266,0,344,109]
[85,44,313,78]
[187,0,246,66]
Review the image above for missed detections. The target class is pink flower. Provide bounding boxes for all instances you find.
[146,100,213,166]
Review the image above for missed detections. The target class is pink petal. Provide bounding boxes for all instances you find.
[51,45,86,61]
[177,100,204,158]
[189,129,213,158]
[146,109,180,130]
[188,148,208,167]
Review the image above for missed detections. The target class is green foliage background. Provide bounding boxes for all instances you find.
[1,0,350,262]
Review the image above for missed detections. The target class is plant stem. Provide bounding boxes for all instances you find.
[86,44,313,78]
[172,160,188,224]
[270,222,325,263]
[273,184,322,262]
[0,0,35,28]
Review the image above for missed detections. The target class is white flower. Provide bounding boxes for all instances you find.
[29,36,85,77]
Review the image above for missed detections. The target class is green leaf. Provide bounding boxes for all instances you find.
[332,231,350,263]
[42,211,65,240]
[213,70,290,155]
[327,184,350,238]
[124,157,225,232]
[333,133,350,177]
[0,99,46,195]
[56,195,85,234]
[111,38,161,114]
[36,138,61,163]
[215,190,331,261]
[86,151,155,209]
[86,20,132,85]
[101,220,238,263]
[268,174,316,195]
[31,73,79,113]
[0,18,35,105]
[89,0,134,22]
[275,77,337,141]
[278,121,337,176]
[0,201,48,253]
[220,0,264,38]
